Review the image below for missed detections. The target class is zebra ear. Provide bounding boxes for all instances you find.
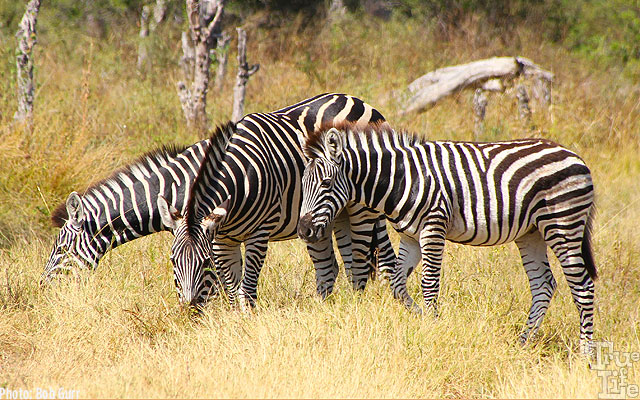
[324,128,343,162]
[66,192,85,229]
[202,196,230,240]
[157,195,182,231]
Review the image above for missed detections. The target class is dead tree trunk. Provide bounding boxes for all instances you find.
[231,28,259,123]
[14,0,42,127]
[137,5,151,70]
[177,0,224,136]
[149,0,168,32]
[138,0,171,71]
[213,31,231,91]
[472,88,488,140]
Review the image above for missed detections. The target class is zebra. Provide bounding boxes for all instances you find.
[298,123,597,355]
[158,93,397,308]
[42,93,395,307]
[41,125,235,301]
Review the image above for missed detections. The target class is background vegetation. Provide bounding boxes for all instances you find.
[1,0,639,397]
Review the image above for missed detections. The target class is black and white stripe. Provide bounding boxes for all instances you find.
[299,124,597,354]
[161,93,397,308]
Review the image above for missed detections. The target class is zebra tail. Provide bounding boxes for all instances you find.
[582,204,598,281]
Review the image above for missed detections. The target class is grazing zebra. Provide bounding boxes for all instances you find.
[159,93,397,308]
[298,123,597,354]
[41,126,235,301]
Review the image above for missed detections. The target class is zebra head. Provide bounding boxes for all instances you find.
[298,128,351,244]
[42,192,98,284]
[158,195,227,307]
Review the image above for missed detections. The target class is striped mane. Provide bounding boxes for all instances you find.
[50,143,192,228]
[303,120,415,160]
[184,121,236,233]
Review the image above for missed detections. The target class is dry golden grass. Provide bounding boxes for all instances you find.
[1,11,639,398]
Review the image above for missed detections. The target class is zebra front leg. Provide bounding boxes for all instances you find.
[515,229,557,344]
[212,241,243,306]
[418,222,447,317]
[306,236,339,299]
[344,203,383,290]
[333,209,353,274]
[239,232,270,310]
[391,235,422,313]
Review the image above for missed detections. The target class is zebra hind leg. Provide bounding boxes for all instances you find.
[542,217,597,356]
[391,236,422,314]
[515,229,557,345]
[375,216,397,282]
[418,223,447,317]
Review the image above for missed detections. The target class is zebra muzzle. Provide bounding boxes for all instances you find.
[297,213,326,243]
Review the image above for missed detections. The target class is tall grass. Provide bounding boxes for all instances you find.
[0,9,639,398]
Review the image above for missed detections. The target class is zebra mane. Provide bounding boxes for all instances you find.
[184,121,236,233]
[50,143,193,228]
[304,120,401,160]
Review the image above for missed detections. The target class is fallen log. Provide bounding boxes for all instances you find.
[397,56,553,115]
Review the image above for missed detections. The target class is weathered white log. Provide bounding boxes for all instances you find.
[213,31,231,91]
[231,28,259,123]
[176,0,225,136]
[398,56,553,115]
[137,5,151,70]
[14,0,42,126]
[472,89,488,140]
[481,78,504,92]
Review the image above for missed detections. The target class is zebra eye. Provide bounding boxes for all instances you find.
[321,178,332,188]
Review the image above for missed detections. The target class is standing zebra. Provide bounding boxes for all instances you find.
[159,93,397,308]
[298,123,597,354]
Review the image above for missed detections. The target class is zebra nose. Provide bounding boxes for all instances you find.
[298,213,318,243]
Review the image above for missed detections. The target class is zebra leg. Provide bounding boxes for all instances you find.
[212,241,243,306]
[306,236,339,299]
[390,235,422,313]
[343,203,376,290]
[375,216,397,281]
[418,222,447,317]
[239,232,270,310]
[345,203,397,285]
[515,229,557,344]
[542,222,596,356]
[343,204,397,290]
[333,209,353,274]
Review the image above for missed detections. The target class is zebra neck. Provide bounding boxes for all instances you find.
[346,142,412,220]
